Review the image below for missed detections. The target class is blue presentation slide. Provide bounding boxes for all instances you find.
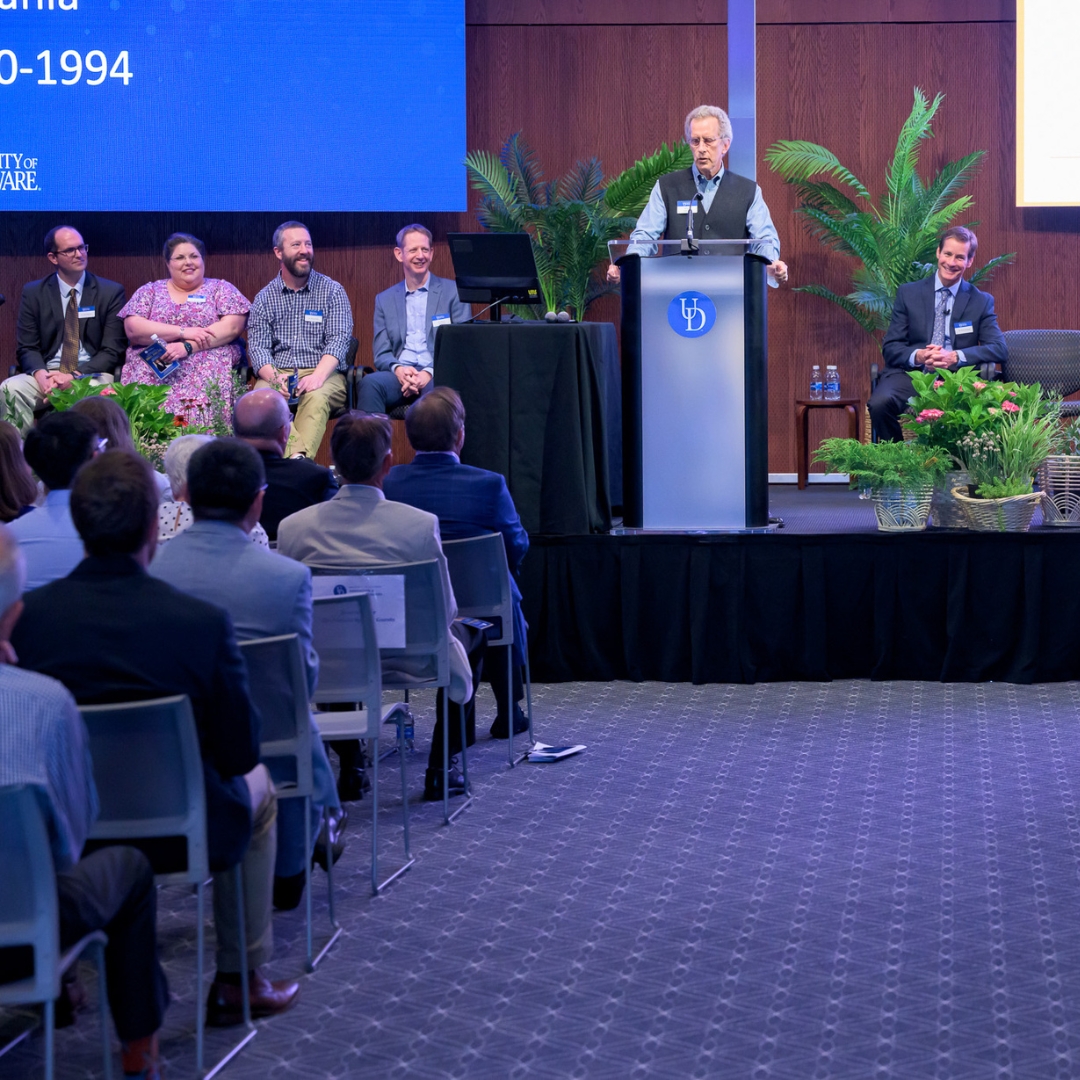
[0,0,466,211]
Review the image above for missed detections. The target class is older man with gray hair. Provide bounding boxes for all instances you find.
[608,104,787,286]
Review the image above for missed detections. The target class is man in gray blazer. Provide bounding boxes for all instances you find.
[358,224,471,415]
[151,438,343,910]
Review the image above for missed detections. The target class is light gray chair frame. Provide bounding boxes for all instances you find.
[443,532,536,767]
[80,695,255,1079]
[311,593,415,892]
[0,784,112,1080]
[311,560,470,825]
[240,633,341,970]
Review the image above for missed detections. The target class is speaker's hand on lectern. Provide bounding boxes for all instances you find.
[606,263,621,284]
[767,260,788,285]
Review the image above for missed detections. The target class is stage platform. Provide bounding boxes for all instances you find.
[519,485,1080,686]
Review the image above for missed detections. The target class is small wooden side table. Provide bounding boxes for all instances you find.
[794,398,862,489]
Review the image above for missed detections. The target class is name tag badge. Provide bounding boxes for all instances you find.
[187,294,208,304]
[676,200,697,215]
[432,313,452,328]
[77,306,95,319]
[304,309,324,323]
[953,321,973,335]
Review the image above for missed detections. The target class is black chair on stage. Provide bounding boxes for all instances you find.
[1001,329,1080,416]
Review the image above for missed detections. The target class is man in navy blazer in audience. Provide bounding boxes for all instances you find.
[150,438,344,912]
[358,224,471,415]
[384,388,531,738]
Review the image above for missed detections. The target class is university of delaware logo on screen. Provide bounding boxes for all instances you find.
[667,291,716,338]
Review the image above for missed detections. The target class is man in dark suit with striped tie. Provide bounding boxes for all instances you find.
[870,226,1007,441]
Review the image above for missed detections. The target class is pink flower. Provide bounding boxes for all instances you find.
[99,385,117,396]
[988,406,999,415]
[973,381,987,390]
[933,380,944,388]
[1001,400,1020,413]
[916,408,944,423]
[1007,390,1018,397]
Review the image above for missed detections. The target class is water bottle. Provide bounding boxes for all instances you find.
[810,364,823,401]
[824,364,841,401]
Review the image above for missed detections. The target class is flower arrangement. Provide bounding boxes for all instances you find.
[813,437,951,493]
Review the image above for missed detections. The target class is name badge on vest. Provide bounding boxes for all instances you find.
[676,200,697,215]
[953,321,973,336]
[77,306,95,319]
[187,294,208,304]
[304,309,324,323]
[432,313,451,328]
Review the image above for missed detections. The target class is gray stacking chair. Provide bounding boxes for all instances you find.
[311,592,415,892]
[80,695,255,1079]
[442,532,535,766]
[311,560,470,825]
[240,633,341,970]
[1001,329,1080,416]
[0,784,112,1080]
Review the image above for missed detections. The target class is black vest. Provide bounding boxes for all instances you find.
[658,168,756,247]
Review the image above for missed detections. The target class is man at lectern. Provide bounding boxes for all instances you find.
[607,105,788,287]
[870,226,1007,442]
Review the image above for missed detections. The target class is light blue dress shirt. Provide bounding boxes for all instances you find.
[8,489,85,590]
[627,164,781,285]
[907,273,967,368]
[395,276,434,372]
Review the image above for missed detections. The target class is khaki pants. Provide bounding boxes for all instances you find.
[2,371,114,425]
[212,763,277,972]
[253,369,347,458]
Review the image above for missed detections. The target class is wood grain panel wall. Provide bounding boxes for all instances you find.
[0,1,1065,477]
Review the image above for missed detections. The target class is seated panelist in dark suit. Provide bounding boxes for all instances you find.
[11,449,299,1028]
[383,387,531,739]
[870,226,1008,442]
[358,224,471,416]
[233,388,338,542]
[7,225,127,421]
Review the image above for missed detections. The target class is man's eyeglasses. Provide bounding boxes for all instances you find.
[54,244,89,257]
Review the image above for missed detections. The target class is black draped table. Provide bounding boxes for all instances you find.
[433,322,620,535]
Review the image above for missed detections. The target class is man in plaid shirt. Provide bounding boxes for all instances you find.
[248,222,354,458]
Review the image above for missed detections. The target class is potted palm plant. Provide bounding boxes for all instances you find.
[813,438,951,531]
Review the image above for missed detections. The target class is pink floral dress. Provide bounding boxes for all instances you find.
[119,278,250,426]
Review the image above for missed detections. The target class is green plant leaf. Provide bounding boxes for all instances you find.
[603,141,693,217]
[764,141,872,202]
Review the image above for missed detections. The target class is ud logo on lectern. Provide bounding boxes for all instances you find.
[667,291,717,338]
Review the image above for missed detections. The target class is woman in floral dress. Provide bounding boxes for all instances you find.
[120,233,249,426]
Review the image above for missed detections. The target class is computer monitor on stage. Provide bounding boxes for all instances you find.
[448,233,542,319]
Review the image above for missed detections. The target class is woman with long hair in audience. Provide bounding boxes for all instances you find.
[119,233,249,427]
[70,395,172,497]
[0,420,39,521]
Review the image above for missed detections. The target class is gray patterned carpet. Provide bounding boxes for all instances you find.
[7,679,1080,1078]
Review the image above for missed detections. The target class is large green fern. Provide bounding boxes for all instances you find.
[464,134,691,320]
[764,87,1015,343]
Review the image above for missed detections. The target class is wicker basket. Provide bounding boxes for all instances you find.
[871,486,933,531]
[1038,456,1080,526]
[929,470,972,529]
[951,487,1043,532]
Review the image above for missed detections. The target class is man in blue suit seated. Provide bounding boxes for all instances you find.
[358,224,471,415]
[150,438,344,912]
[384,388,531,738]
[870,226,1008,441]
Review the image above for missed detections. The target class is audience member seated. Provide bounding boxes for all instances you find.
[151,438,344,911]
[277,412,485,802]
[12,450,300,1027]
[385,388,531,739]
[70,394,171,496]
[10,412,98,589]
[0,525,169,1080]
[159,434,269,547]
[0,420,39,522]
[247,221,353,459]
[119,233,250,427]
[6,225,126,424]
[233,389,337,542]
[358,224,471,416]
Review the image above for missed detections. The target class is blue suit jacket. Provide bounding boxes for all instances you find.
[882,276,1007,371]
[150,519,318,696]
[372,273,471,371]
[383,452,529,661]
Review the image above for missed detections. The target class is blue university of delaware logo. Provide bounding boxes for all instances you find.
[667,291,716,337]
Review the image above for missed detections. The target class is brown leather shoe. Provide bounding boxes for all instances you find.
[121,1032,162,1078]
[205,969,300,1027]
